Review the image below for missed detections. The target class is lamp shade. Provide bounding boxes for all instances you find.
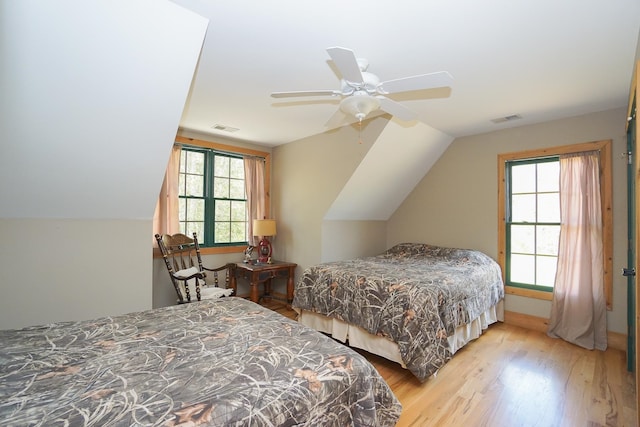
[253,219,276,237]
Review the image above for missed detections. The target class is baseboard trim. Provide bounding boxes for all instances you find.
[503,310,627,352]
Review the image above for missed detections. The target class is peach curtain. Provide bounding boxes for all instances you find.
[244,157,266,246]
[547,151,607,350]
[152,145,181,241]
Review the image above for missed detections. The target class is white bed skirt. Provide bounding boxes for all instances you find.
[297,300,504,369]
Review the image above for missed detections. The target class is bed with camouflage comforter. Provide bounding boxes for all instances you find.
[0,297,401,426]
[293,243,505,382]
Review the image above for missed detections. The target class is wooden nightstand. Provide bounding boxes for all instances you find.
[230,261,297,305]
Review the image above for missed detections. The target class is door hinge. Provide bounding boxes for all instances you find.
[622,267,636,277]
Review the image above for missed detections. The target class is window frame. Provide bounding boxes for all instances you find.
[497,140,613,309]
[174,135,271,256]
[505,156,560,292]
[178,147,249,247]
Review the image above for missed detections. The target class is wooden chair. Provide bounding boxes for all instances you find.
[155,232,235,303]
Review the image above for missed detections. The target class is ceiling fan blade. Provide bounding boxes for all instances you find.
[378,71,453,95]
[326,46,363,84]
[271,90,341,98]
[377,96,417,121]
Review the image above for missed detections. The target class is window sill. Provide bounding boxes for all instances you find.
[505,285,553,301]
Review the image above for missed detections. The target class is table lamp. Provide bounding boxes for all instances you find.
[253,219,276,263]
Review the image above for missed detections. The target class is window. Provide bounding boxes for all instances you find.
[167,136,270,255]
[498,140,613,307]
[506,157,560,291]
[178,147,248,246]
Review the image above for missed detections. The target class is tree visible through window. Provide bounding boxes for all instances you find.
[178,146,248,246]
[506,158,560,291]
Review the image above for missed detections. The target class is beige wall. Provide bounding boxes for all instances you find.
[0,2,207,329]
[321,220,387,263]
[388,107,629,334]
[271,119,386,275]
[0,219,152,330]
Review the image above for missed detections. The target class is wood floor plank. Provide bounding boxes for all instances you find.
[268,302,637,426]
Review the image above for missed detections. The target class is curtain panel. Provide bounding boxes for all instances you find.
[547,150,607,350]
[152,145,181,241]
[244,157,266,246]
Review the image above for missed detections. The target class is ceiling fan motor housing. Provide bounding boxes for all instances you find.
[341,71,380,95]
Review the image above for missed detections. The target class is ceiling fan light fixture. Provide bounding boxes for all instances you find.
[339,93,380,122]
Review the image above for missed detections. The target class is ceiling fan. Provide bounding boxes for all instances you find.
[271,46,453,126]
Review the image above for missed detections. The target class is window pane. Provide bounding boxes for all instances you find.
[229,179,244,200]
[215,221,231,243]
[536,255,557,287]
[231,222,246,242]
[214,155,230,177]
[536,225,560,256]
[179,199,186,222]
[186,199,204,221]
[511,225,534,253]
[179,151,186,173]
[185,222,204,240]
[214,177,229,198]
[185,174,204,197]
[178,173,186,196]
[231,201,246,222]
[510,254,535,284]
[215,200,230,221]
[186,151,205,175]
[511,164,536,193]
[537,162,559,192]
[511,194,536,222]
[230,157,244,179]
[537,193,559,222]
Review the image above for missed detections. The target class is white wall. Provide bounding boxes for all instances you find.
[0,1,208,329]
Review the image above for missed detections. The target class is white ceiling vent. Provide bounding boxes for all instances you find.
[211,124,239,132]
[491,114,522,124]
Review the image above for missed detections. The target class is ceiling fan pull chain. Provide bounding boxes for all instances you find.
[358,120,363,144]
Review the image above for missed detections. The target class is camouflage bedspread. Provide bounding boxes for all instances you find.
[292,243,504,382]
[0,297,401,426]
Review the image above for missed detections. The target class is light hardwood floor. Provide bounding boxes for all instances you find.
[265,301,637,427]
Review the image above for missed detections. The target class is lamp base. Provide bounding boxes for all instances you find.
[258,237,272,263]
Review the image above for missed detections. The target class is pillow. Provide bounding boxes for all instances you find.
[200,286,234,300]
[173,266,201,301]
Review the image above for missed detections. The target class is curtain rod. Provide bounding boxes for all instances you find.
[174,143,265,161]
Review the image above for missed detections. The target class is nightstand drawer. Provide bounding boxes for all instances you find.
[258,269,289,281]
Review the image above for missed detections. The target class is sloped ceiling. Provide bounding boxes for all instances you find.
[171,0,639,147]
[0,1,208,220]
[325,119,454,220]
